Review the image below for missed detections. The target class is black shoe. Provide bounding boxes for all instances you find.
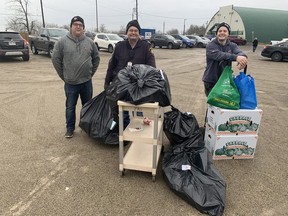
[65,130,74,138]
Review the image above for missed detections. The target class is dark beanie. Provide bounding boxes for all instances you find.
[70,16,85,29]
[126,20,141,33]
[216,22,231,34]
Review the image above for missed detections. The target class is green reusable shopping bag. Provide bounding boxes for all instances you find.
[207,66,240,110]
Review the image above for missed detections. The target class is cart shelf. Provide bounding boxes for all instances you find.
[117,101,164,181]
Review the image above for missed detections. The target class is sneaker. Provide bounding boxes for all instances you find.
[65,130,74,138]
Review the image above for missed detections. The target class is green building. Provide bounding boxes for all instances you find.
[206,5,288,43]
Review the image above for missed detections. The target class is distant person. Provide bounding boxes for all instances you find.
[253,37,258,52]
[104,19,156,89]
[202,22,248,97]
[52,16,100,138]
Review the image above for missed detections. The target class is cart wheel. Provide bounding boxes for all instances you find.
[120,169,125,177]
[152,175,156,182]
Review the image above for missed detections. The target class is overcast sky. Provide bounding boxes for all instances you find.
[1,0,288,33]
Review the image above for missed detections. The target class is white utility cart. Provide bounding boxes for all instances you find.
[117,101,164,181]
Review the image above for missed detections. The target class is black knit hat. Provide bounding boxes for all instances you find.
[216,22,231,35]
[70,16,85,29]
[126,20,141,33]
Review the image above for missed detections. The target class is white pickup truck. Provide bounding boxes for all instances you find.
[269,38,288,45]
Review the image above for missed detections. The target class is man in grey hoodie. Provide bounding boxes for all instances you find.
[52,16,100,138]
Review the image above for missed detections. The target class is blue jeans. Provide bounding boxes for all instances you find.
[64,80,93,131]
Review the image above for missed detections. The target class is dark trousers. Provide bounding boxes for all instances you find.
[253,46,257,52]
[204,82,215,97]
[64,80,93,131]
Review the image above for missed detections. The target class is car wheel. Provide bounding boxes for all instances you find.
[22,55,30,61]
[167,43,173,49]
[198,43,203,48]
[31,43,38,55]
[151,42,155,48]
[182,43,187,48]
[48,46,53,57]
[108,45,113,53]
[271,52,282,62]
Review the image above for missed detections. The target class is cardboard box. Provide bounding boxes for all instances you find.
[207,104,263,135]
[204,126,258,160]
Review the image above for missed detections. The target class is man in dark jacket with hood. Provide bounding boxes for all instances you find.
[104,19,156,89]
[52,16,100,138]
[202,22,247,96]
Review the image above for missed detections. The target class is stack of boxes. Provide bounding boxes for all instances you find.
[204,104,263,160]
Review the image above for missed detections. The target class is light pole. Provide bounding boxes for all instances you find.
[95,0,99,32]
[40,0,45,27]
[135,0,138,20]
[183,19,186,35]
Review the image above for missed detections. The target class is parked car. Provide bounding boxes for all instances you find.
[269,38,288,45]
[149,34,182,49]
[85,31,96,40]
[261,41,288,62]
[186,35,210,48]
[171,34,194,48]
[0,31,30,61]
[29,28,68,57]
[228,35,247,45]
[94,33,123,53]
[118,34,127,40]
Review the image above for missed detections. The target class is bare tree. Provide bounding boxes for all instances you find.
[7,0,33,33]
[186,24,206,36]
[166,28,179,35]
[99,24,107,33]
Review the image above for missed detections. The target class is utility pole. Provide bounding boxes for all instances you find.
[183,19,186,35]
[40,0,45,27]
[135,0,138,20]
[95,0,99,32]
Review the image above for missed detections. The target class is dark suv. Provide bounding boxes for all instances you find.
[149,34,182,49]
[171,34,194,48]
[0,31,30,61]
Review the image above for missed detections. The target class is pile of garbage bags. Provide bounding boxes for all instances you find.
[79,64,171,144]
[163,106,226,216]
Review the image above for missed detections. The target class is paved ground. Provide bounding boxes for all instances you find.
[0,45,287,216]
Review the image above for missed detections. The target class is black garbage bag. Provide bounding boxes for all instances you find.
[164,106,202,147]
[106,64,171,107]
[163,144,226,216]
[79,91,118,145]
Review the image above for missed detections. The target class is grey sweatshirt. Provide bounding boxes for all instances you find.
[52,32,100,85]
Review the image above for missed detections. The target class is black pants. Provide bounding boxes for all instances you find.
[204,82,215,97]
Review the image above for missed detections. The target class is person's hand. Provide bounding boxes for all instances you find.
[236,56,248,68]
[237,63,246,70]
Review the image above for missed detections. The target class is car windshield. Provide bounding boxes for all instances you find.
[166,35,176,40]
[0,33,22,40]
[49,29,68,37]
[107,34,123,40]
[181,35,190,40]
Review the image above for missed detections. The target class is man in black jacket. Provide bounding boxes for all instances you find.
[104,19,156,89]
[202,22,247,96]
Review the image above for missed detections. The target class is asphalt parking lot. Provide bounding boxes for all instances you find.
[0,45,287,216]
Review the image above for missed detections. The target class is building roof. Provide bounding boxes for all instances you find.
[233,6,288,42]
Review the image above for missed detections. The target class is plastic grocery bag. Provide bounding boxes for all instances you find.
[163,143,226,216]
[164,105,203,147]
[234,69,257,109]
[79,91,118,145]
[207,66,240,110]
[106,64,171,107]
